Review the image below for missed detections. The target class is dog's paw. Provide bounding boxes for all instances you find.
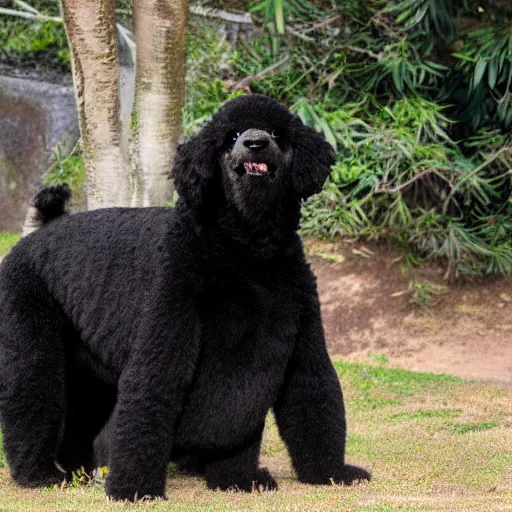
[299,464,371,486]
[253,467,278,491]
[206,467,278,492]
[13,462,66,489]
[105,479,166,502]
[333,464,371,485]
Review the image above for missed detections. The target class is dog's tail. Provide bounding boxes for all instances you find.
[33,183,71,224]
[22,184,71,237]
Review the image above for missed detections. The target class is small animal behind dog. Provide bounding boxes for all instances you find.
[0,94,370,501]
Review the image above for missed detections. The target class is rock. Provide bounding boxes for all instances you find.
[0,73,79,232]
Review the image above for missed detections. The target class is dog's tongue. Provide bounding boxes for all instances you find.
[244,162,268,174]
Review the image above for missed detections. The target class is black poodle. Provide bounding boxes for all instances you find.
[0,94,370,501]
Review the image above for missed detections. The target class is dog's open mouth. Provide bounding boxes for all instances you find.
[244,162,269,176]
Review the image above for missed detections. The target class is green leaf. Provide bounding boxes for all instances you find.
[473,59,487,89]
[318,118,338,151]
[452,52,476,63]
[250,3,266,13]
[274,0,285,34]
[413,4,429,26]
[391,64,404,94]
[488,61,498,89]
[396,8,412,25]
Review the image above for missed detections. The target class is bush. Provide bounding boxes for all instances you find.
[0,1,69,71]
[235,0,512,277]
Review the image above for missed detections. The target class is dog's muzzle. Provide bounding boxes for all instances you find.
[231,129,279,177]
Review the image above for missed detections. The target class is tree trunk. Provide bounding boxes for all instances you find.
[60,0,132,209]
[132,0,188,206]
[21,206,40,238]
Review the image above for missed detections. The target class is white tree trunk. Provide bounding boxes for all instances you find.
[132,0,188,206]
[60,0,131,209]
[21,206,40,238]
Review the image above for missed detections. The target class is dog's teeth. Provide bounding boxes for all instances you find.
[244,162,268,174]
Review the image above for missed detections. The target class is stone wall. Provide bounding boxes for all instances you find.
[0,74,79,232]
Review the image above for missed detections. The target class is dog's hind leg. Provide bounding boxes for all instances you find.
[0,280,67,487]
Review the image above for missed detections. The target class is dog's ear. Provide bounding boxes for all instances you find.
[172,126,218,211]
[290,116,336,199]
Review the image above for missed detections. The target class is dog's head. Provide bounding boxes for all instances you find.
[173,94,335,221]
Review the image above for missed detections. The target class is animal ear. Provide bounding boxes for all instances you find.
[172,126,218,211]
[290,116,336,199]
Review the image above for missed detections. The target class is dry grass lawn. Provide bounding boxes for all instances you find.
[0,361,510,511]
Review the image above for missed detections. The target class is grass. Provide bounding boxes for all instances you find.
[0,361,511,511]
[310,250,346,264]
[0,233,20,257]
[447,421,500,434]
[455,305,485,316]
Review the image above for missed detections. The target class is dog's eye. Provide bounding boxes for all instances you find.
[228,130,241,143]
[271,130,280,139]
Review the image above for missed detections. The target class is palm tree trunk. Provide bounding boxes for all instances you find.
[60,0,131,209]
[132,0,188,206]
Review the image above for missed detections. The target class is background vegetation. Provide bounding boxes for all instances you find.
[0,233,20,257]
[0,1,69,71]
[1,0,512,277]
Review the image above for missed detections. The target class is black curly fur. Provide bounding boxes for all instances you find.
[32,183,71,224]
[0,94,370,501]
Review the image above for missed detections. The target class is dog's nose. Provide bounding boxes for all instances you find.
[243,137,269,151]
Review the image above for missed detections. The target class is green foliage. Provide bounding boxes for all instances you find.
[299,97,512,277]
[3,21,69,65]
[44,143,85,193]
[67,467,94,489]
[41,143,86,208]
[452,27,512,130]
[408,280,447,310]
[0,2,69,71]
[251,0,318,34]
[386,0,457,45]
[183,21,243,134]
[0,233,20,256]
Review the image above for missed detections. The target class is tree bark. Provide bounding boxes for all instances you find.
[60,0,131,209]
[132,0,188,206]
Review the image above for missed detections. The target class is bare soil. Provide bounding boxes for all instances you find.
[308,239,512,384]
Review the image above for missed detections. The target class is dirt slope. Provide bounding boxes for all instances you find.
[309,239,512,384]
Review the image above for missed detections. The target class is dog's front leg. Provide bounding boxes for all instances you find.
[104,306,201,501]
[273,297,371,486]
